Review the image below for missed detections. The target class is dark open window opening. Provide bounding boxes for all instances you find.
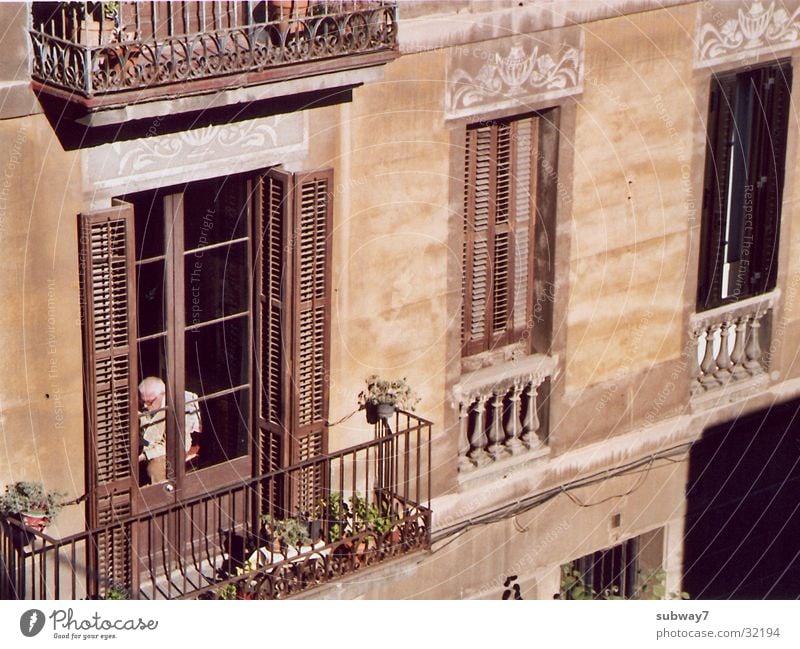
[126,176,252,480]
[697,60,792,311]
[561,529,664,599]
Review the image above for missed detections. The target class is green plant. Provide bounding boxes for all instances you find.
[261,515,311,550]
[357,375,420,411]
[0,481,65,518]
[349,492,391,535]
[103,584,129,600]
[216,583,238,600]
[322,492,350,542]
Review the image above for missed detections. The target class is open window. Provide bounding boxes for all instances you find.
[697,60,792,310]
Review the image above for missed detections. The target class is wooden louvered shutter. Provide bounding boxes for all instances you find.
[78,201,138,597]
[698,75,736,311]
[463,117,537,356]
[256,169,332,516]
[258,170,292,478]
[289,170,332,514]
[753,61,791,295]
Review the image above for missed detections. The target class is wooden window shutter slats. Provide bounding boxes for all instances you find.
[255,168,332,514]
[463,115,536,356]
[78,200,138,596]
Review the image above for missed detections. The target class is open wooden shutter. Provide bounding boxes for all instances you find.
[290,170,332,514]
[698,74,736,311]
[753,61,791,295]
[463,117,538,356]
[256,168,332,516]
[78,200,138,597]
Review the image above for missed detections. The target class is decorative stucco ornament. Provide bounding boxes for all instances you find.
[698,1,800,62]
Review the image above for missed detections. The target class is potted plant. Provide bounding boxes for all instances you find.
[357,375,420,423]
[0,481,65,533]
[261,514,311,554]
[64,1,121,46]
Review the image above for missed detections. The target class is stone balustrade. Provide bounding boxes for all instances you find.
[453,354,557,471]
[689,290,778,396]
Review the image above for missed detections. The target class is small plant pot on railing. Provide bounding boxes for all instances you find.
[357,374,420,424]
[0,481,65,538]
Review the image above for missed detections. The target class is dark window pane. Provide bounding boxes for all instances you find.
[184,240,249,325]
[185,315,249,395]
[129,190,166,259]
[189,389,250,471]
[137,335,167,394]
[136,259,166,338]
[183,176,247,251]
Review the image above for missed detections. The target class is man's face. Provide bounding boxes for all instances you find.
[139,386,164,413]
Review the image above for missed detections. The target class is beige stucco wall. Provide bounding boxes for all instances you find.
[566,5,698,391]
[0,112,85,535]
[323,50,455,487]
[297,459,688,599]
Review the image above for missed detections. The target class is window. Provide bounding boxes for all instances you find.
[561,529,664,599]
[697,60,792,311]
[79,168,332,541]
[462,114,539,356]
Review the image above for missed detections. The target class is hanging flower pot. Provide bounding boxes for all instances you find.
[357,375,420,423]
[21,511,50,533]
[376,402,396,420]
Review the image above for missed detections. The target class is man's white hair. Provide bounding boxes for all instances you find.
[139,376,165,395]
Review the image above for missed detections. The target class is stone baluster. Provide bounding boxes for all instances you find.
[730,315,750,380]
[689,328,703,396]
[521,381,542,449]
[713,320,733,384]
[504,382,525,455]
[699,323,721,389]
[467,395,491,467]
[457,401,473,473]
[744,312,764,374]
[486,391,508,460]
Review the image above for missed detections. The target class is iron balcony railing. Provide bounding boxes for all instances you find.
[0,410,431,600]
[29,1,398,107]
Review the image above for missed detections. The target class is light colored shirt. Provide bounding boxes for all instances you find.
[139,391,202,461]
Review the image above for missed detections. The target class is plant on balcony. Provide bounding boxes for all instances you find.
[357,374,420,423]
[0,481,65,533]
[63,1,122,46]
[261,514,312,553]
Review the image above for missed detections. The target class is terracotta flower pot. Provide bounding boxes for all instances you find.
[21,512,49,533]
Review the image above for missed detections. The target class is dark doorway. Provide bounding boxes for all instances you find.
[683,397,800,598]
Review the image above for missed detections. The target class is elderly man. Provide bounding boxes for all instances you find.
[138,377,202,485]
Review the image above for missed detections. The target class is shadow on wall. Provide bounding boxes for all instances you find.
[683,397,800,599]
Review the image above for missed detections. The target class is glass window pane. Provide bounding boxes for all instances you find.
[184,240,248,324]
[137,335,167,389]
[129,190,166,259]
[185,315,249,395]
[188,389,250,471]
[183,176,247,251]
[136,259,166,338]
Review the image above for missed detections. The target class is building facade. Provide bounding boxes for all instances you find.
[1,0,799,599]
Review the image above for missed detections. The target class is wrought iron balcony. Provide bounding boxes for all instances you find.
[0,410,431,600]
[29,1,398,110]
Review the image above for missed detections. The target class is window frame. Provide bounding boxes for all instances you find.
[697,59,792,311]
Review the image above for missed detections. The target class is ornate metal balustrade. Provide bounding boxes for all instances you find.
[29,1,398,108]
[689,290,777,398]
[0,410,431,600]
[453,354,557,472]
